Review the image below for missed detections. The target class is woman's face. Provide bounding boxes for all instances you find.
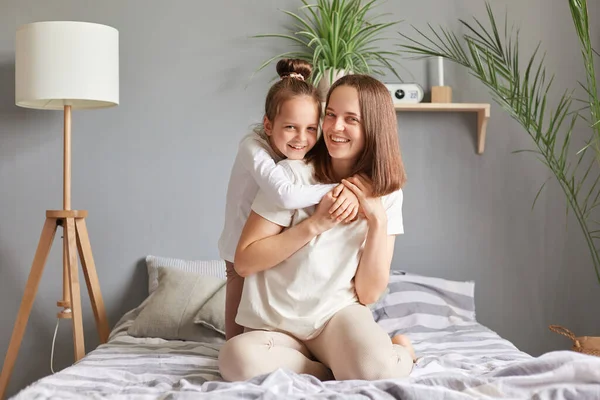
[322,85,365,165]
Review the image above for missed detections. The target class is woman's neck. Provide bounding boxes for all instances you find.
[331,158,355,181]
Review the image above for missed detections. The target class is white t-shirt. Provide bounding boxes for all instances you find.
[236,159,404,340]
[218,133,336,262]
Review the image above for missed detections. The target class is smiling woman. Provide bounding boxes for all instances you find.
[218,74,413,382]
[309,75,406,197]
[322,85,366,171]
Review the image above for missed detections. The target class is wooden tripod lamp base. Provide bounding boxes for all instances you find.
[3,20,120,399]
[0,210,110,399]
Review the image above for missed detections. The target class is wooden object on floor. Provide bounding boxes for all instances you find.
[3,21,119,400]
[431,86,452,103]
[549,325,600,357]
[0,211,110,400]
[0,104,110,400]
[394,103,491,154]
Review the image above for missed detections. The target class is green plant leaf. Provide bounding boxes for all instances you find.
[252,0,404,83]
[532,178,551,211]
[399,0,600,285]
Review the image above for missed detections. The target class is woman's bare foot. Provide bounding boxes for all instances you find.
[392,334,416,362]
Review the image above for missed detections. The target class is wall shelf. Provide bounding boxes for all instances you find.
[394,103,491,154]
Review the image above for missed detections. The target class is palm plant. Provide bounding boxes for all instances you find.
[399,1,600,286]
[253,0,407,89]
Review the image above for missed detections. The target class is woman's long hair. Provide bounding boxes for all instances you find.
[306,74,406,196]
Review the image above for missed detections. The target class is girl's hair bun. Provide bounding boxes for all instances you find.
[276,58,312,81]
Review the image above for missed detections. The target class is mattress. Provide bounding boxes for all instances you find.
[12,305,600,399]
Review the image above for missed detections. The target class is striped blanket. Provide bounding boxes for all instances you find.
[12,273,600,399]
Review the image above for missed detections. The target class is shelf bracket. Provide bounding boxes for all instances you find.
[477,106,490,154]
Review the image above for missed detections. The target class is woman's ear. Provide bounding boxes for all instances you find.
[263,115,273,136]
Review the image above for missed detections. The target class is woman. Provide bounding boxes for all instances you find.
[218,74,413,381]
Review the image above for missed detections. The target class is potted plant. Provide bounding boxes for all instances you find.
[399,0,600,356]
[253,0,407,100]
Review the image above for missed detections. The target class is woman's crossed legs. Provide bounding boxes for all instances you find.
[218,304,413,381]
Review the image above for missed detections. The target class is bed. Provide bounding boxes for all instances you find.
[11,258,600,400]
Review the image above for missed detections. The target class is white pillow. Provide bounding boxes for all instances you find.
[146,255,226,295]
[372,271,476,333]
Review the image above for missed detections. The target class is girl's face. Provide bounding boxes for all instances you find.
[322,85,365,164]
[264,96,320,160]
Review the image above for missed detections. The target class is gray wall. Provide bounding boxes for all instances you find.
[1,0,599,396]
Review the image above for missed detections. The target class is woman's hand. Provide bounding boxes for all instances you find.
[341,175,386,226]
[308,192,342,234]
[328,184,360,223]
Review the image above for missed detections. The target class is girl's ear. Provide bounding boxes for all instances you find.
[263,115,273,136]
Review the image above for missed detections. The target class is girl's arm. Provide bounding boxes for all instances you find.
[234,190,340,277]
[239,135,337,209]
[342,176,403,305]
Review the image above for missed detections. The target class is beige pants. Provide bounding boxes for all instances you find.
[218,303,413,382]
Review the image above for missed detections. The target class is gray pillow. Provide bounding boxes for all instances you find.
[128,267,226,343]
[194,283,226,335]
[145,255,226,295]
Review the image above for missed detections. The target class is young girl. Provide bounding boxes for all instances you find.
[218,74,415,382]
[218,59,360,340]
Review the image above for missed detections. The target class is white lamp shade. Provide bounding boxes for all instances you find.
[15,21,119,110]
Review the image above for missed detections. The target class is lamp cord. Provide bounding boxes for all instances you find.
[50,318,59,374]
[50,308,71,374]
[51,231,68,374]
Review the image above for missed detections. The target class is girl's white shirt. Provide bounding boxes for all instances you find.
[218,133,336,263]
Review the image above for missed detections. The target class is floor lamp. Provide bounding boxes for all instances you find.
[0,21,119,399]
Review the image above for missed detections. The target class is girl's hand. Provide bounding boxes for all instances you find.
[309,192,341,234]
[341,175,386,225]
[328,184,360,223]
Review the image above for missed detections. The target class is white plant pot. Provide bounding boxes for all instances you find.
[317,69,347,101]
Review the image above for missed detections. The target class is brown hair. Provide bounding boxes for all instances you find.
[306,74,406,196]
[259,59,321,133]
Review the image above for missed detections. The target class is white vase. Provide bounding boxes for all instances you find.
[317,68,346,101]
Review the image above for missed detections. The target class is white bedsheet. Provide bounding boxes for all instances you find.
[12,306,600,399]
